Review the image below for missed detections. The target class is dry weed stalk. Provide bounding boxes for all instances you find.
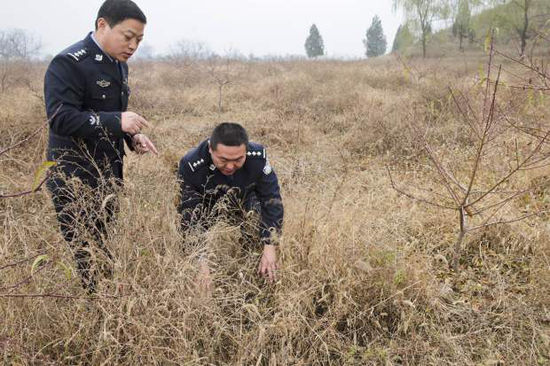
[0,106,60,198]
[389,32,550,270]
[1,182,125,300]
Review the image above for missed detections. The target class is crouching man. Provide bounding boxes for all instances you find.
[177,123,284,285]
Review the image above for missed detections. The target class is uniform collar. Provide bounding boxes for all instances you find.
[86,32,116,64]
[201,139,256,175]
[84,32,127,88]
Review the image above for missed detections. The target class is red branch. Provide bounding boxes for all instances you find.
[0,252,48,271]
[0,171,51,198]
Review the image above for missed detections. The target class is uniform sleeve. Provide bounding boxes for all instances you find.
[255,165,284,244]
[124,133,135,151]
[44,55,123,138]
[177,159,208,232]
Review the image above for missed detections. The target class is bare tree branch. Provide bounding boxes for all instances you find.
[0,121,48,156]
[0,252,48,271]
[469,210,546,232]
[387,165,456,210]
[0,172,51,198]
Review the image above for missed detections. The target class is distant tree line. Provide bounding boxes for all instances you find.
[392,0,550,57]
[0,28,41,92]
[7,1,547,65]
[166,1,549,61]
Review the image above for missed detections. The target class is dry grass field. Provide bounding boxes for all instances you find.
[1,49,550,365]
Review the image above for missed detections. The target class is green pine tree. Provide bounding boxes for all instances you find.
[304,24,325,58]
[364,15,387,58]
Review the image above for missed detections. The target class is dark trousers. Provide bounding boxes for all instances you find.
[47,177,118,292]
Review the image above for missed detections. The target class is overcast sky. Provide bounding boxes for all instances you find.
[1,0,404,59]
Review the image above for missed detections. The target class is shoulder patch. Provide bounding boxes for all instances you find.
[67,48,88,62]
[187,157,207,173]
[247,148,266,159]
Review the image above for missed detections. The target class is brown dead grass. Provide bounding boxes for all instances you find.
[1,52,549,365]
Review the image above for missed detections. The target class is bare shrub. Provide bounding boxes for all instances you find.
[389,33,550,270]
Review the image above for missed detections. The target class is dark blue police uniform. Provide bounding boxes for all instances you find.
[177,140,284,245]
[45,32,134,186]
[44,32,134,291]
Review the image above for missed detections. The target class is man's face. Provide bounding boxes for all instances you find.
[209,143,247,176]
[96,18,144,62]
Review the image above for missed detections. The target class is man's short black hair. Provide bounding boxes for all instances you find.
[210,123,249,150]
[95,0,147,30]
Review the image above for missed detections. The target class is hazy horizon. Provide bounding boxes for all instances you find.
[1,0,403,59]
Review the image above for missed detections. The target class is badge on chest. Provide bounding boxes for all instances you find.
[96,79,111,88]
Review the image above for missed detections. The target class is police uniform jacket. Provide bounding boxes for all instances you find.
[178,140,284,244]
[44,32,134,187]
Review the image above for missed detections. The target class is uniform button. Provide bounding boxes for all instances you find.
[121,92,124,96]
[102,95,106,99]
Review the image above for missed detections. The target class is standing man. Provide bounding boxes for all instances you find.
[178,123,284,285]
[45,0,157,292]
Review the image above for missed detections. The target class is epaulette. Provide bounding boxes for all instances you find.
[67,48,88,62]
[187,157,207,173]
[247,148,266,159]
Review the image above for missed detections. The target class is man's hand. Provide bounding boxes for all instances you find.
[121,111,150,135]
[258,244,278,283]
[133,133,158,156]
